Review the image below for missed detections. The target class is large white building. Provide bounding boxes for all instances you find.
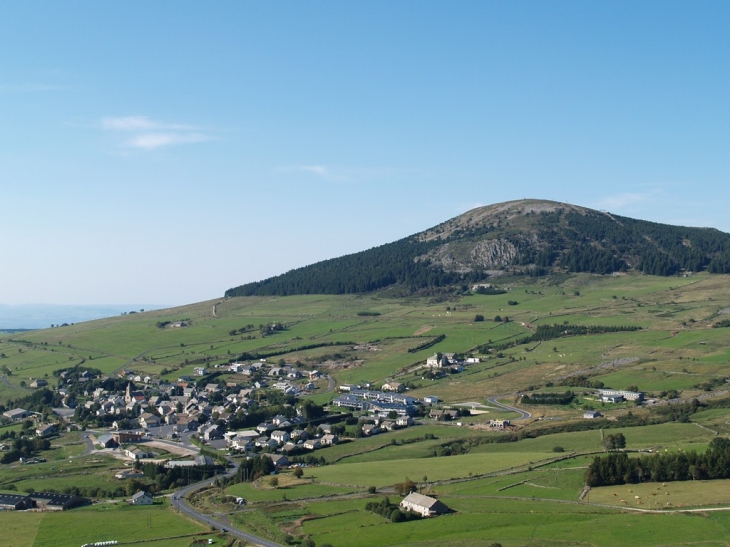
[597,389,644,402]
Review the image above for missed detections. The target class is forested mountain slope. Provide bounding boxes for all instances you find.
[226,199,730,297]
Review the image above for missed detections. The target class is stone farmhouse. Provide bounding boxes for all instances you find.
[400,492,450,517]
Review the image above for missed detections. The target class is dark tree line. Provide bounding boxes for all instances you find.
[521,391,574,405]
[478,323,641,353]
[407,334,446,353]
[586,437,730,486]
[531,324,641,340]
[0,437,51,464]
[365,497,422,523]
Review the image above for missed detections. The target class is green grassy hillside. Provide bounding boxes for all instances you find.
[5,272,730,546]
[2,272,730,407]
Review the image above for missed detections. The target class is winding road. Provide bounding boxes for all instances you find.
[0,374,27,391]
[487,395,532,420]
[173,459,283,547]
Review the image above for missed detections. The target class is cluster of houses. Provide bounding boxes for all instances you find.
[222,420,342,460]
[425,353,479,373]
[195,361,323,397]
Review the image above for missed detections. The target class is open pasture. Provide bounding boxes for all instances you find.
[0,453,123,494]
[226,476,359,503]
[30,503,206,547]
[590,478,730,508]
[3,273,730,411]
[309,451,548,487]
[304,494,730,547]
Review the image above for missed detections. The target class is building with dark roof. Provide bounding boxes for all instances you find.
[0,493,35,510]
[29,492,90,511]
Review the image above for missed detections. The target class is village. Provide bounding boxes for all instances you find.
[0,350,494,513]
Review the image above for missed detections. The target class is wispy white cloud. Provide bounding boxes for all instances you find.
[280,165,349,182]
[126,132,213,150]
[101,116,214,150]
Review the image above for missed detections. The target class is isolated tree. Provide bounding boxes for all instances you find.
[394,478,417,496]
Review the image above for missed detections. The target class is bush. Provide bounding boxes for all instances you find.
[474,314,485,322]
[552,446,565,453]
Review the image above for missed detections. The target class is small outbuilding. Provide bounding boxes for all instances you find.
[129,491,154,506]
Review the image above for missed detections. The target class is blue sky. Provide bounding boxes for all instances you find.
[1,2,729,306]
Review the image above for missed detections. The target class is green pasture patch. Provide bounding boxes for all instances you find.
[471,422,713,456]
[0,511,43,547]
[594,366,709,392]
[0,453,123,494]
[590,478,730,508]
[309,495,730,547]
[310,451,546,488]
[342,439,449,463]
[433,466,587,501]
[301,508,388,535]
[226,480,358,502]
[317,425,478,463]
[31,503,206,547]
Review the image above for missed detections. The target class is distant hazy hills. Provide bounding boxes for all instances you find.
[226,199,730,297]
[0,304,167,330]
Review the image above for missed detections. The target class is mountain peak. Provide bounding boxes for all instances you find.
[226,199,730,297]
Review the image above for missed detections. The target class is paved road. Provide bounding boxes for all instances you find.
[323,374,336,394]
[0,374,26,390]
[487,396,532,420]
[173,460,283,547]
[79,434,95,457]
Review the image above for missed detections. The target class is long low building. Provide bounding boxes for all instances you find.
[165,455,216,468]
[29,492,90,511]
[597,389,644,402]
[0,493,35,510]
[2,408,32,421]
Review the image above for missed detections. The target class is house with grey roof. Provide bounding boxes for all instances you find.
[400,492,450,517]
[129,491,154,506]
